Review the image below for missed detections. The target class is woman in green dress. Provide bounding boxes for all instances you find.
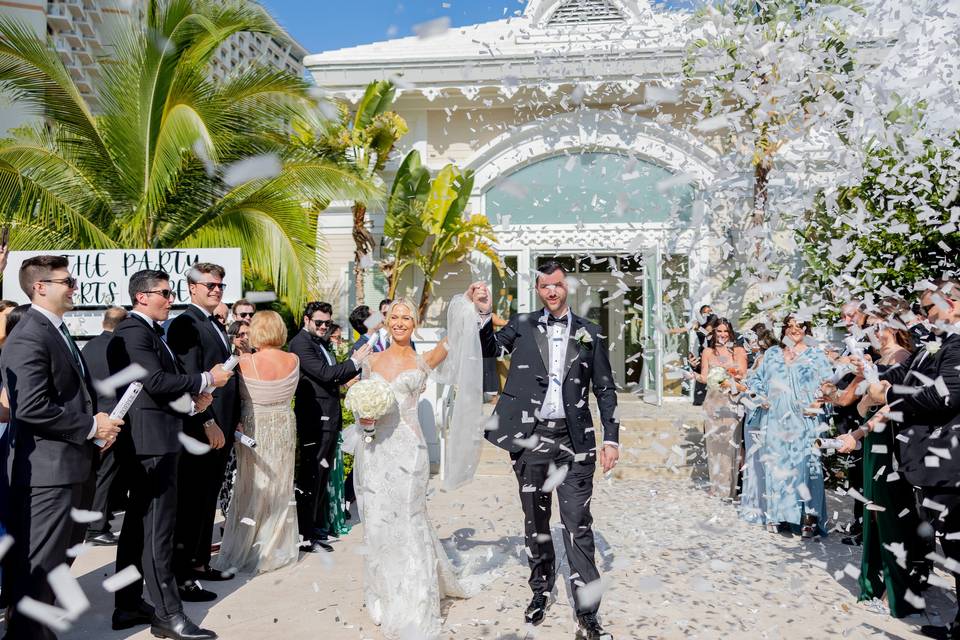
[835,299,926,618]
[323,327,354,537]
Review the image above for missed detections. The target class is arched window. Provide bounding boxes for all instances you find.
[484,152,695,225]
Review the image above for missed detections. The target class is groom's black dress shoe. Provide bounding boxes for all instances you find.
[190,566,235,581]
[150,612,217,639]
[178,581,217,602]
[524,593,549,626]
[576,613,612,640]
[111,600,155,630]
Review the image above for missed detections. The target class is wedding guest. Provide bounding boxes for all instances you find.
[328,323,344,348]
[82,306,129,546]
[227,319,251,355]
[907,300,931,348]
[213,311,301,574]
[348,304,377,356]
[213,302,228,326]
[832,299,926,618]
[167,263,240,599]
[691,314,718,406]
[374,298,392,351]
[1,256,122,640]
[739,326,777,524]
[0,299,17,540]
[0,299,18,345]
[698,318,747,499]
[107,269,230,638]
[230,298,255,323]
[748,315,834,538]
[290,301,371,553]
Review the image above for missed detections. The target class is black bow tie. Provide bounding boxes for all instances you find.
[153,323,165,337]
[547,315,568,326]
[209,315,225,329]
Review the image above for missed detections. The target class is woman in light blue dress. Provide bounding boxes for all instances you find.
[738,327,778,524]
[747,315,835,538]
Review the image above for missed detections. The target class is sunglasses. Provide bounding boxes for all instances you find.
[144,289,176,300]
[313,319,332,328]
[40,277,78,288]
[195,282,226,291]
[236,311,254,318]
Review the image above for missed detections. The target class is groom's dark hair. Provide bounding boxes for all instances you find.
[535,260,568,285]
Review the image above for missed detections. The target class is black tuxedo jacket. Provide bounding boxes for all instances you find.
[1,308,97,487]
[107,315,200,456]
[479,310,619,454]
[166,305,239,443]
[82,330,118,415]
[289,329,358,436]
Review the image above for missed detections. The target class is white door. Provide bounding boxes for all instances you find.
[641,244,663,405]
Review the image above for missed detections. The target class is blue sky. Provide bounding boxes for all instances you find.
[260,1,695,54]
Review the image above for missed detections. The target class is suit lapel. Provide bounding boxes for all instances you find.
[200,309,230,359]
[532,313,550,372]
[38,313,85,380]
[562,314,584,383]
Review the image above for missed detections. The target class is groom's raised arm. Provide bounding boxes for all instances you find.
[479,314,519,358]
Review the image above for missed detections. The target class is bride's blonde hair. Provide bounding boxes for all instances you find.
[385,298,418,327]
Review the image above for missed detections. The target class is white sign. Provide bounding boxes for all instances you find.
[2,248,243,306]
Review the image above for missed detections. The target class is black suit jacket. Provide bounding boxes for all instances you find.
[166,305,239,443]
[479,310,619,454]
[107,315,200,456]
[882,333,960,486]
[1,308,97,487]
[289,329,358,436]
[82,330,118,415]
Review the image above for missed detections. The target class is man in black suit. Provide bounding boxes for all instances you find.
[107,269,232,640]
[1,255,122,640]
[81,305,129,546]
[166,263,239,600]
[470,261,619,640]
[348,304,377,356]
[859,279,960,640]
[290,301,370,552]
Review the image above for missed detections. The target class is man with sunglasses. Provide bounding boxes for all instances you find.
[290,301,371,553]
[1,255,123,640]
[166,264,240,602]
[230,298,255,323]
[107,269,232,640]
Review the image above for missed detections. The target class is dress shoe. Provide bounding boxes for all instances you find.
[86,531,119,546]
[576,613,612,640]
[150,612,217,639]
[921,620,960,640]
[112,601,155,630]
[191,566,235,581]
[178,581,217,602]
[305,539,334,553]
[524,593,549,626]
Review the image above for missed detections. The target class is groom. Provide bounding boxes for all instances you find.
[468,260,619,640]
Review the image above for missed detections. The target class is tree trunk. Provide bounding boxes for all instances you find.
[417,275,433,323]
[352,201,375,304]
[751,161,770,258]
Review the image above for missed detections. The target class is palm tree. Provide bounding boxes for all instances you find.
[0,0,376,310]
[317,81,407,303]
[381,150,501,320]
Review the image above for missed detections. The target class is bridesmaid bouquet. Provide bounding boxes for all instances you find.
[706,366,730,391]
[345,379,395,443]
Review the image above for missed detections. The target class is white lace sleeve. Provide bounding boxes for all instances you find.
[432,294,485,490]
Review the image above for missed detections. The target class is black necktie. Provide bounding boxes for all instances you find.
[547,315,568,326]
[58,323,84,371]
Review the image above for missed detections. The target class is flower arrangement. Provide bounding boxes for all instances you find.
[344,379,395,443]
[706,366,730,391]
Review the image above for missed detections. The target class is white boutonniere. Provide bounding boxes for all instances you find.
[925,340,942,355]
[574,327,592,347]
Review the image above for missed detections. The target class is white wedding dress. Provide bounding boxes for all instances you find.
[350,295,486,639]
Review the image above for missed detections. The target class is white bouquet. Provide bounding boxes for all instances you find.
[345,379,395,443]
[706,366,730,391]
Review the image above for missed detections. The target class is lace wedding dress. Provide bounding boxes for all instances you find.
[345,300,483,638]
[213,359,300,574]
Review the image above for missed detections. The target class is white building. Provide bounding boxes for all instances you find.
[307,0,721,403]
[209,22,307,82]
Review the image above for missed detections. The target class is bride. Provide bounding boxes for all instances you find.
[348,296,487,639]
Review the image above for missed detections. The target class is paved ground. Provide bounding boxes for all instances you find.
[5,450,955,640]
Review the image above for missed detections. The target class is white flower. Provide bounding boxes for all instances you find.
[706,366,729,390]
[344,379,396,442]
[574,327,592,346]
[926,340,942,355]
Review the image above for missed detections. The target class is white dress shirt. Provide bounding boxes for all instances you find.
[130,310,208,393]
[31,304,97,439]
[539,308,572,421]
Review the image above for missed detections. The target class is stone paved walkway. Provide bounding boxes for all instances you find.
[6,452,956,639]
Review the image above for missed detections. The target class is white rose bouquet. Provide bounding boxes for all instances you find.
[345,379,395,443]
[706,366,730,391]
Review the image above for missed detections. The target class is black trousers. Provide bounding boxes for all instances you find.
[3,481,91,640]
[115,453,182,619]
[173,444,231,579]
[88,447,124,534]
[920,487,960,618]
[512,419,601,615]
[295,427,339,539]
